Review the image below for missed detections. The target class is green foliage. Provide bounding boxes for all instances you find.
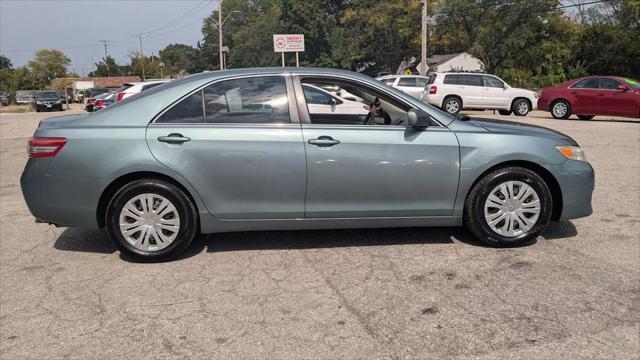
[159,43,201,74]
[27,49,71,87]
[0,54,12,70]
[89,56,120,77]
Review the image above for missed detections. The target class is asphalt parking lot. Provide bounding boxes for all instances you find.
[1,109,638,359]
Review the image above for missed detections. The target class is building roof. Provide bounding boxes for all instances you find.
[425,53,462,66]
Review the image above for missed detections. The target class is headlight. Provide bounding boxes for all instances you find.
[556,145,586,161]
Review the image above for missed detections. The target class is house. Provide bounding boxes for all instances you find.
[398,52,485,75]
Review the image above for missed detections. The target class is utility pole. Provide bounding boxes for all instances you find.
[98,40,111,77]
[138,33,146,80]
[218,0,224,70]
[421,0,428,75]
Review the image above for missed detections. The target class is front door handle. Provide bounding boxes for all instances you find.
[157,133,191,144]
[308,136,340,147]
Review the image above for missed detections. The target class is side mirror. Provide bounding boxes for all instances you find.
[329,97,337,106]
[407,108,433,129]
[618,84,629,92]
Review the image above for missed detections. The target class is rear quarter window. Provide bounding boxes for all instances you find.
[443,74,463,85]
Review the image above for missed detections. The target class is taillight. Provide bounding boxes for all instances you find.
[87,98,95,105]
[117,92,125,102]
[96,100,105,107]
[429,86,438,94]
[27,137,67,158]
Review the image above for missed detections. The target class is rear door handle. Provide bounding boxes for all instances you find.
[157,133,191,144]
[308,136,340,147]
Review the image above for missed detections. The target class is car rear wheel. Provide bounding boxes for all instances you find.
[551,100,571,119]
[498,110,512,116]
[442,97,462,115]
[577,115,594,120]
[512,99,530,116]
[464,166,552,246]
[106,179,198,261]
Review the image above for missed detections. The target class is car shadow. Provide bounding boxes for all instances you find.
[541,220,578,240]
[53,221,578,262]
[54,228,116,254]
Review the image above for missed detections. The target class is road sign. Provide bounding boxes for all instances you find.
[273,34,305,53]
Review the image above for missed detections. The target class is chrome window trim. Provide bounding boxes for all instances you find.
[150,73,300,126]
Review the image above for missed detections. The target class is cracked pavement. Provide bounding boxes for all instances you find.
[1,108,639,359]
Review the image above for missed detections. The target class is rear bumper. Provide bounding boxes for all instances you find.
[20,159,103,228]
[543,160,595,220]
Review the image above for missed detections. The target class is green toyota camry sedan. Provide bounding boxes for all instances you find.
[21,68,594,260]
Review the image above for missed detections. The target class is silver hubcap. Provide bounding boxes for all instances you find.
[119,193,180,252]
[445,100,459,113]
[517,101,529,114]
[484,181,541,238]
[552,102,567,117]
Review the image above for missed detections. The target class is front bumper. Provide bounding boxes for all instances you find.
[35,103,63,111]
[20,158,103,228]
[543,160,595,220]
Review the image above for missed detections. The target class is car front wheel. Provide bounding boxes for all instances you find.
[106,179,198,261]
[551,100,571,119]
[498,110,512,116]
[512,99,530,116]
[464,167,552,246]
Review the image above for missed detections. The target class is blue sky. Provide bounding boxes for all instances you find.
[0,0,218,75]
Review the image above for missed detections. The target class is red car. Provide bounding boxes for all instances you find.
[538,76,640,119]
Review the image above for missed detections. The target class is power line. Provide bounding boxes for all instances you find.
[143,0,211,35]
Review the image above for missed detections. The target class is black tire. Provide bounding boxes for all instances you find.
[577,115,594,120]
[498,110,512,116]
[105,179,198,261]
[512,98,531,116]
[442,96,462,115]
[550,99,571,119]
[464,166,553,247]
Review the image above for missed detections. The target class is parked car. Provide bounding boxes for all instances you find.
[82,88,110,106]
[0,91,9,106]
[538,76,640,119]
[85,92,112,112]
[116,80,170,102]
[16,90,37,105]
[421,72,538,116]
[21,68,594,260]
[376,75,429,99]
[92,93,116,112]
[34,91,64,112]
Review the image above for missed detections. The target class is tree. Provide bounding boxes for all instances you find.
[90,56,120,77]
[27,49,71,87]
[159,43,201,74]
[0,54,12,70]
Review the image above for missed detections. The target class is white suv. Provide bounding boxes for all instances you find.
[116,79,171,102]
[376,75,429,99]
[421,72,538,116]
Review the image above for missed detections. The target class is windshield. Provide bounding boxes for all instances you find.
[624,78,640,90]
[37,92,58,100]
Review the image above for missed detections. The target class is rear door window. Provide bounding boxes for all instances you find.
[463,75,483,87]
[203,76,290,124]
[156,92,204,123]
[572,78,599,89]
